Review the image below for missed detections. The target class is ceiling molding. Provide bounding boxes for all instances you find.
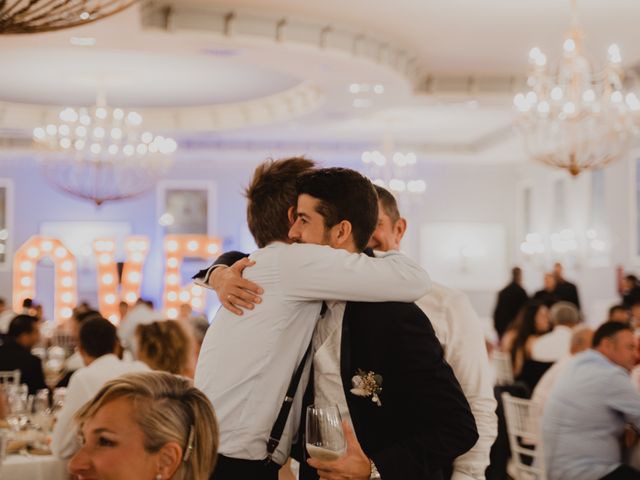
[140,1,423,88]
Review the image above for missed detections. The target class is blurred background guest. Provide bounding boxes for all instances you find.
[532,301,581,363]
[608,304,631,324]
[51,316,149,458]
[68,371,219,480]
[619,272,640,308]
[552,262,581,310]
[0,314,47,394]
[118,300,129,324]
[136,319,194,377]
[533,273,560,307]
[493,266,529,340]
[501,300,551,388]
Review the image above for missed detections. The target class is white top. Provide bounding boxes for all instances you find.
[531,325,573,362]
[531,354,574,435]
[51,354,150,458]
[117,304,162,356]
[416,282,498,480]
[194,242,430,465]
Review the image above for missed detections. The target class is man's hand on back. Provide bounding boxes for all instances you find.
[209,258,263,315]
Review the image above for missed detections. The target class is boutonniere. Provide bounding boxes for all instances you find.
[350,369,383,406]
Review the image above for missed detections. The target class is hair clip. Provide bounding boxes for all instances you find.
[182,424,195,462]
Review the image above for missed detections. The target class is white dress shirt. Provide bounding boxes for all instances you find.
[531,354,574,435]
[194,242,430,466]
[51,354,150,458]
[531,325,572,362]
[416,282,498,480]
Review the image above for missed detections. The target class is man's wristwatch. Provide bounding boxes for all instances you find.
[370,459,381,479]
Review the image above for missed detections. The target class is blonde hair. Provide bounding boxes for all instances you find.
[75,371,218,480]
[136,320,192,375]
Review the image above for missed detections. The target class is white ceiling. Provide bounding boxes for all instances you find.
[1,0,637,165]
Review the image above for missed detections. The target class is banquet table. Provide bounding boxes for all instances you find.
[0,453,68,480]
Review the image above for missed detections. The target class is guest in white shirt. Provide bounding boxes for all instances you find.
[532,301,581,362]
[369,185,498,480]
[195,160,431,480]
[51,316,149,459]
[531,326,594,434]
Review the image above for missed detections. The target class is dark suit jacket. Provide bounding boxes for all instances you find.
[200,250,479,479]
[0,340,47,394]
[298,301,478,480]
[493,282,528,338]
[554,280,580,310]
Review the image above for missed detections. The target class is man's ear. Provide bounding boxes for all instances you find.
[394,217,407,244]
[332,220,353,247]
[287,206,295,225]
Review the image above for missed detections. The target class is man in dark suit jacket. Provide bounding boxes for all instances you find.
[204,168,478,479]
[553,262,580,310]
[0,314,47,394]
[493,267,529,339]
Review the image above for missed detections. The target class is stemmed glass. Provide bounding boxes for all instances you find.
[5,385,29,432]
[305,404,346,461]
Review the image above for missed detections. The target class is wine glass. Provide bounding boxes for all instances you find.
[31,389,53,432]
[305,404,346,461]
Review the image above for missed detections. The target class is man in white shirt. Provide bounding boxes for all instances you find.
[365,185,497,480]
[51,316,149,458]
[195,160,431,480]
[531,301,581,362]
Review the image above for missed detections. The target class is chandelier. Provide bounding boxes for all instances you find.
[513,0,640,176]
[0,1,137,34]
[33,103,176,206]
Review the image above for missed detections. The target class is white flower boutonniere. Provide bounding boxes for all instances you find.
[350,369,383,406]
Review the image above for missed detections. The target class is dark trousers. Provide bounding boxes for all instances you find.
[600,465,640,480]
[210,454,280,480]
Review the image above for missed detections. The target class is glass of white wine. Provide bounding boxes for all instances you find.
[306,404,346,461]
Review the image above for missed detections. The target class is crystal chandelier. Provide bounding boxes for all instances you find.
[513,0,640,176]
[33,103,176,206]
[0,1,137,34]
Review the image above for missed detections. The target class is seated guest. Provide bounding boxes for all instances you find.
[51,317,149,458]
[56,309,103,388]
[501,300,551,377]
[608,304,631,323]
[68,371,219,480]
[621,274,640,308]
[531,326,594,427]
[543,322,640,480]
[136,320,194,377]
[532,301,581,362]
[0,314,47,394]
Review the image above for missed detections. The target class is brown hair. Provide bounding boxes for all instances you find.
[136,320,192,376]
[75,371,218,480]
[246,157,316,247]
[373,185,401,224]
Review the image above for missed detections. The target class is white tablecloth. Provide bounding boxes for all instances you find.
[0,454,68,480]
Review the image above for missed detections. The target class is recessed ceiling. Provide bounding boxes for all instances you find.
[0,48,301,107]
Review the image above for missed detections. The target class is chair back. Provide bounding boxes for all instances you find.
[502,392,546,480]
[494,350,515,385]
[0,369,20,386]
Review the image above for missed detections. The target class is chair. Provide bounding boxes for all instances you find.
[0,369,20,386]
[502,392,546,480]
[493,350,515,385]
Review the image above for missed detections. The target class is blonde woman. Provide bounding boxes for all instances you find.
[136,320,195,377]
[68,371,218,480]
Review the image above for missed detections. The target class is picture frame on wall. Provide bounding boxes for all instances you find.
[0,179,13,271]
[156,180,217,236]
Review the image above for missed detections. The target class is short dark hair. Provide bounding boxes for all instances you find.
[592,321,632,347]
[79,317,117,358]
[22,298,33,308]
[374,185,400,224]
[296,168,378,251]
[608,304,629,317]
[511,267,522,281]
[75,309,102,324]
[7,314,38,339]
[246,157,316,248]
